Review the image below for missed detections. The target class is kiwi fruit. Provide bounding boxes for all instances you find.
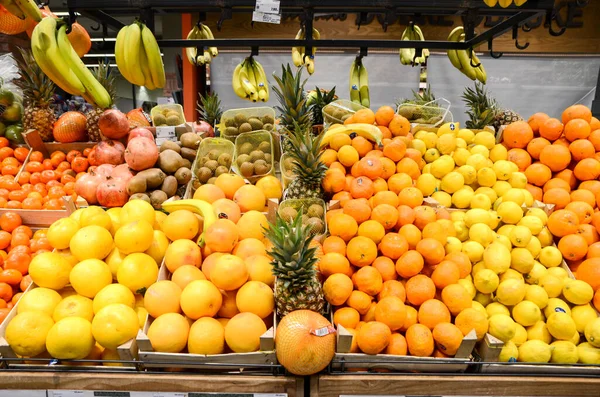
[175,167,192,185]
[307,204,324,218]
[239,123,252,134]
[204,160,218,172]
[240,162,254,178]
[279,207,297,222]
[225,126,239,136]
[332,109,345,121]
[214,165,229,177]
[248,118,264,130]
[263,123,273,131]
[341,113,352,122]
[129,193,151,203]
[283,156,294,170]
[207,177,217,184]
[158,150,185,174]
[264,153,272,164]
[180,148,197,162]
[197,167,212,183]
[249,150,265,162]
[166,115,181,126]
[301,214,310,225]
[236,153,250,166]
[217,153,232,168]
[153,114,167,126]
[162,109,170,116]
[323,104,335,115]
[161,176,178,198]
[207,149,219,161]
[307,218,324,235]
[253,159,270,176]
[258,141,271,153]
[234,113,247,126]
[127,175,147,195]
[239,142,254,155]
[180,132,201,149]
[160,140,181,153]
[224,118,236,127]
[198,156,209,167]
[150,190,169,209]
[262,114,275,125]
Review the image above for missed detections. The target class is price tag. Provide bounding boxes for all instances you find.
[255,0,280,14]
[51,391,93,397]
[155,126,177,146]
[93,393,130,397]
[252,11,281,24]
[130,393,186,397]
[0,392,47,397]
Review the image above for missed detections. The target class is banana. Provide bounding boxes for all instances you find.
[447,26,464,70]
[349,59,360,104]
[56,24,111,108]
[232,62,247,99]
[162,199,217,246]
[123,23,145,86]
[311,27,320,55]
[200,24,219,58]
[31,17,85,95]
[239,60,256,97]
[246,60,259,102]
[321,123,383,148]
[513,0,527,5]
[292,27,305,67]
[185,26,201,65]
[484,0,498,5]
[139,44,156,89]
[358,62,370,108]
[0,0,26,19]
[498,0,513,7]
[456,37,477,81]
[13,0,41,21]
[306,57,315,75]
[253,59,269,102]
[115,26,132,82]
[472,52,487,84]
[141,24,166,88]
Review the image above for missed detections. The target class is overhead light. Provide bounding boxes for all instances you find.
[83,53,163,57]
[90,38,116,42]
[85,64,118,68]
[53,12,81,17]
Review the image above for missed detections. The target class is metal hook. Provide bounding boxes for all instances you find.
[357,47,368,61]
[250,46,259,57]
[513,25,530,50]
[522,23,532,32]
[488,38,503,59]
[547,11,566,37]
[217,7,232,31]
[469,49,481,68]
[89,23,101,31]
[65,9,77,34]
[412,47,423,66]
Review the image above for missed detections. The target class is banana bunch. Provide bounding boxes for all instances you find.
[349,58,370,108]
[321,123,383,148]
[484,0,528,6]
[232,57,269,102]
[31,17,111,108]
[400,24,429,66]
[291,26,319,74]
[447,26,487,84]
[0,0,41,21]
[115,21,166,89]
[185,23,218,66]
[162,199,216,246]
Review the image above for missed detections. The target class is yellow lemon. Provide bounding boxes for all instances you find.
[492,181,512,199]
[508,172,528,189]
[527,321,552,344]
[430,155,454,178]
[509,226,532,248]
[537,227,554,247]
[457,128,474,143]
[500,269,525,283]
[539,274,563,298]
[462,240,484,263]
[549,341,578,364]
[147,312,190,353]
[526,208,548,224]
[512,300,542,327]
[70,208,84,224]
[436,133,457,155]
[488,314,517,342]
[79,206,112,230]
[55,248,78,269]
[563,280,594,305]
[470,193,491,210]
[518,340,551,363]
[525,262,547,285]
[188,317,225,355]
[499,340,518,362]
[445,237,463,254]
[473,131,495,150]
[161,210,200,241]
[490,144,508,162]
[5,311,54,357]
[457,278,476,299]
[577,342,600,364]
[483,243,511,274]
[255,175,283,200]
[502,188,526,206]
[70,225,113,261]
[92,303,139,350]
[136,307,148,329]
[546,267,569,281]
[494,234,512,251]
[28,252,72,290]
[117,253,159,294]
[525,285,549,309]
[18,287,62,316]
[69,259,113,298]
[510,248,535,274]
[144,229,170,265]
[53,295,94,322]
[477,167,496,187]
[470,144,490,158]
[584,317,600,347]
[474,269,499,294]
[538,246,562,268]
[457,165,477,185]
[452,147,471,166]
[526,236,542,259]
[120,199,155,225]
[475,292,492,307]
[518,216,544,235]
[46,317,95,359]
[544,298,571,318]
[432,191,452,207]
[464,208,491,228]
[547,312,577,340]
[451,188,473,209]
[512,323,528,346]
[571,305,598,333]
[114,220,154,254]
[47,217,80,250]
[93,283,136,314]
[497,201,523,224]
[416,174,437,196]
[496,279,526,306]
[486,302,510,318]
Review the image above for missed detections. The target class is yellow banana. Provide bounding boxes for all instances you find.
[200,24,218,58]
[292,27,305,67]
[13,0,41,21]
[31,17,85,95]
[247,60,259,102]
[483,0,498,6]
[123,23,145,86]
[471,52,487,84]
[0,0,26,19]
[456,35,476,80]
[358,63,369,108]
[162,199,217,246]
[321,123,383,148]
[185,25,201,65]
[447,26,464,70]
[306,57,315,75]
[141,24,166,88]
[349,59,360,104]
[56,24,112,108]
[498,0,513,7]
[114,25,132,82]
[514,0,527,5]
[239,61,255,97]
[139,45,156,89]
[253,59,269,102]
[232,63,247,99]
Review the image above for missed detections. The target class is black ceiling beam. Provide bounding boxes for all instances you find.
[79,10,126,31]
[465,10,540,49]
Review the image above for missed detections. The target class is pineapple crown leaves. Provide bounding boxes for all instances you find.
[264,208,319,289]
[311,86,337,125]
[286,121,327,180]
[92,61,116,108]
[197,91,223,126]
[462,82,498,129]
[14,47,55,107]
[272,64,312,130]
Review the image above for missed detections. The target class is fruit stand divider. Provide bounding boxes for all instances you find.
[136,259,280,372]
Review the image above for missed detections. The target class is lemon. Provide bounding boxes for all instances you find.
[547,312,577,340]
[578,342,600,364]
[468,194,490,211]
[569,330,580,345]
[93,283,136,314]
[509,226,532,248]
[457,128,474,143]
[470,145,490,158]
[69,259,113,299]
[497,224,514,238]
[488,314,517,342]
[563,280,594,305]
[53,295,94,322]
[546,267,569,281]
[499,268,525,283]
[476,167,496,187]
[105,247,125,280]
[537,227,554,247]
[539,274,563,298]
[432,191,452,207]
[473,131,495,149]
[525,262,547,285]
[518,340,551,363]
[526,208,548,224]
[430,155,455,178]
[440,171,464,194]
[457,165,477,185]
[422,132,438,149]
[584,317,600,347]
[28,252,72,290]
[537,246,562,268]
[496,279,526,306]
[475,292,492,307]
[497,201,523,224]
[477,186,499,203]
[114,220,154,255]
[494,234,512,251]
[79,206,112,230]
[438,122,460,136]
[472,261,486,275]
[512,323,528,346]
[490,144,508,162]
[46,317,95,359]
[92,303,139,350]
[469,223,494,247]
[454,221,469,242]
[5,311,54,357]
[117,253,159,294]
[548,341,578,364]
[471,300,488,316]
[436,134,456,154]
[544,298,571,318]
[411,139,427,154]
[474,269,499,294]
[464,208,491,228]
[486,302,510,318]
[452,147,470,166]
[526,237,542,259]
[458,278,476,299]
[451,188,474,209]
[70,225,114,261]
[508,172,527,189]
[499,340,519,362]
[106,207,122,235]
[512,300,542,327]
[525,285,549,309]
[521,189,534,207]
[483,243,511,274]
[511,248,535,274]
[492,180,512,199]
[462,240,484,263]
[120,199,156,226]
[18,288,62,316]
[527,321,552,344]
[570,305,596,334]
[70,208,84,224]
[466,153,488,170]
[47,217,80,250]
[445,237,462,254]
[502,188,525,206]
[518,216,544,235]
[416,174,437,196]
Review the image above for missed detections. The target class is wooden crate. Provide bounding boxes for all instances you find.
[136,262,278,371]
[0,196,76,228]
[23,130,96,158]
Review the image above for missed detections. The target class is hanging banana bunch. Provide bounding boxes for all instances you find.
[232,57,269,102]
[0,0,41,21]
[400,23,429,66]
[349,58,369,108]
[115,21,166,89]
[484,0,528,7]
[185,23,219,66]
[446,26,487,84]
[291,26,320,75]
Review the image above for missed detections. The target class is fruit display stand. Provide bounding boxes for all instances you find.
[0,196,77,229]
[22,130,96,160]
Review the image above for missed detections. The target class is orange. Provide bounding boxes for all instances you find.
[356,321,392,354]
[321,148,338,167]
[385,333,408,355]
[352,136,373,158]
[210,254,248,291]
[558,234,588,261]
[432,322,463,356]
[232,238,266,259]
[397,205,416,227]
[527,137,551,159]
[577,258,600,290]
[330,134,352,151]
[370,204,398,230]
[431,260,460,289]
[528,112,550,134]
[343,199,372,224]
[214,174,245,199]
[204,219,239,253]
[388,114,411,136]
[333,307,360,330]
[416,238,445,265]
[354,108,376,125]
[357,220,386,244]
[569,139,595,161]
[236,281,275,319]
[396,250,424,278]
[322,236,347,256]
[503,121,533,149]
[171,265,206,290]
[322,169,346,194]
[539,118,564,141]
[144,280,182,318]
[378,233,409,260]
[378,279,406,302]
[405,274,436,306]
[328,213,358,242]
[373,191,400,208]
[441,284,472,316]
[217,289,240,319]
[338,145,360,167]
[574,158,600,181]
[347,236,378,268]
[180,280,223,320]
[396,158,421,180]
[352,265,383,296]
[444,252,472,279]
[319,252,351,277]
[562,104,592,124]
[375,105,396,127]
[323,273,354,306]
[346,290,373,315]
[417,298,451,330]
[406,323,434,357]
[547,209,579,238]
[421,222,447,245]
[350,176,375,199]
[382,140,407,162]
[525,163,552,187]
[539,144,571,172]
[413,206,437,230]
[375,296,406,331]
[387,173,413,195]
[233,185,266,212]
[192,184,226,203]
[455,308,489,341]
[372,256,397,281]
[570,189,596,208]
[565,201,594,224]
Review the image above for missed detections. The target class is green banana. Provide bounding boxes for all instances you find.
[358,62,370,108]
[349,59,360,104]
[0,0,26,19]
[141,24,166,88]
[447,26,464,70]
[161,199,217,246]
[322,123,383,148]
[13,0,41,21]
[232,63,247,99]
[123,23,145,86]
[56,24,111,108]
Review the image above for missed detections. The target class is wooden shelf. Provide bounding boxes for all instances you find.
[311,374,600,397]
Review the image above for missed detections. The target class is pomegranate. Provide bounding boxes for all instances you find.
[127,128,154,144]
[95,164,115,179]
[96,178,128,208]
[195,120,214,137]
[74,171,105,205]
[95,140,125,166]
[111,164,135,182]
[99,109,130,139]
[125,137,159,171]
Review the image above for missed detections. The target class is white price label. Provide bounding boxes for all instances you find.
[0,392,47,397]
[51,391,93,397]
[130,393,186,397]
[252,11,281,24]
[255,0,280,14]
[155,126,177,146]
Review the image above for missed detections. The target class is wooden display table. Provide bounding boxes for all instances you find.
[311,374,600,397]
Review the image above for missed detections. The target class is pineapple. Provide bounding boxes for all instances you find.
[272,64,312,133]
[197,91,223,127]
[308,87,337,126]
[462,82,522,130]
[492,108,523,132]
[86,61,116,141]
[14,48,56,142]
[264,209,325,316]
[284,123,327,200]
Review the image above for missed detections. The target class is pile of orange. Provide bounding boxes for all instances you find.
[341,106,411,140]
[0,148,92,210]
